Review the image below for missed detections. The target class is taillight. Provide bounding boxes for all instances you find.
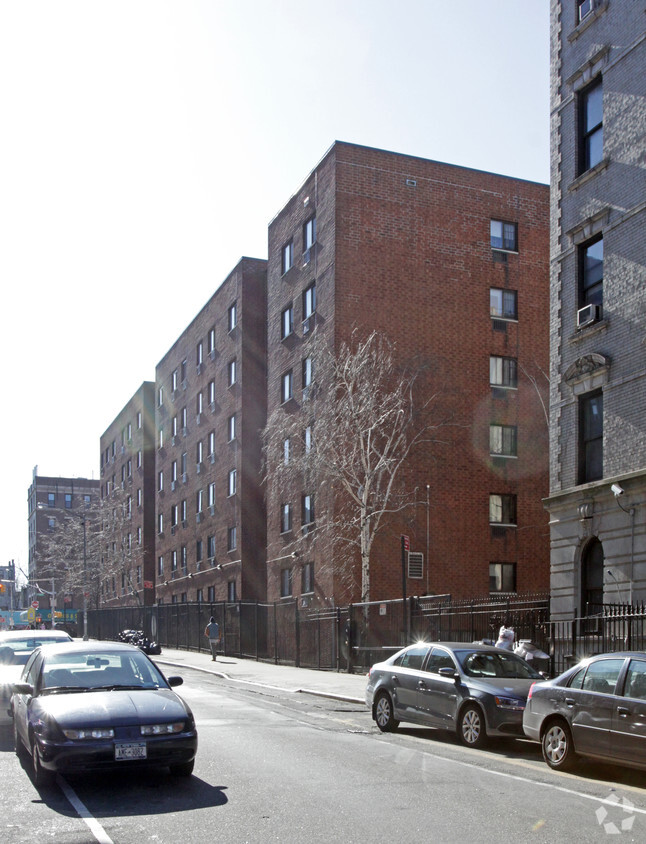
[527,682,536,701]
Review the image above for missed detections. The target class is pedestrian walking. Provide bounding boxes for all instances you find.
[204,616,220,661]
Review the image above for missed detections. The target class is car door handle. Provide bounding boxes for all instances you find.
[391,675,399,685]
[617,706,630,717]
[417,680,427,690]
[564,697,576,707]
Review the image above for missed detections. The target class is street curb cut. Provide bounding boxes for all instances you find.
[155,657,365,706]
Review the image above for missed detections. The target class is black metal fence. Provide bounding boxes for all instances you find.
[86,596,646,677]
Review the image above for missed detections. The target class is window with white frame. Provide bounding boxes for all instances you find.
[228,580,237,602]
[283,437,290,465]
[227,525,237,551]
[280,567,292,598]
[489,494,517,526]
[196,391,203,416]
[490,562,516,593]
[158,555,164,576]
[228,414,236,441]
[490,356,517,388]
[181,499,187,522]
[196,440,203,465]
[196,539,203,563]
[282,370,293,403]
[490,220,517,252]
[489,424,517,457]
[302,356,313,393]
[208,327,215,355]
[158,386,164,407]
[281,304,294,339]
[172,369,179,392]
[304,426,312,454]
[302,493,315,526]
[137,411,142,429]
[207,535,216,558]
[281,503,292,534]
[158,471,164,492]
[196,341,203,367]
[303,283,316,319]
[171,504,178,527]
[172,415,178,437]
[580,78,603,173]
[490,288,518,320]
[228,302,237,332]
[228,468,237,496]
[302,561,314,594]
[196,488,204,513]
[158,513,164,534]
[282,241,293,274]
[208,430,215,456]
[228,359,237,386]
[208,482,216,507]
[171,460,177,483]
[209,379,216,405]
[303,217,316,251]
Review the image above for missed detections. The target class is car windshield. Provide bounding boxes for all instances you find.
[0,636,72,666]
[40,650,167,693]
[456,650,542,680]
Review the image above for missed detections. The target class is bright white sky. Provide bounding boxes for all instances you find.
[0,0,549,574]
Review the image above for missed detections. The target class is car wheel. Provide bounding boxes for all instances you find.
[542,720,577,771]
[458,703,487,748]
[169,759,195,777]
[374,691,400,732]
[31,739,54,788]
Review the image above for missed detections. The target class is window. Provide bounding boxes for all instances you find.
[137,488,142,507]
[302,493,315,526]
[172,369,178,392]
[47,492,55,507]
[181,499,187,523]
[181,359,187,384]
[208,430,215,457]
[197,588,204,603]
[228,302,237,332]
[490,220,517,251]
[303,217,316,251]
[580,236,603,310]
[181,452,187,476]
[489,494,517,526]
[137,411,142,429]
[196,488,204,513]
[47,518,55,531]
[159,428,164,449]
[158,471,164,492]
[172,415,178,437]
[228,359,237,386]
[208,482,216,507]
[171,460,178,483]
[196,540,203,563]
[282,370,293,403]
[489,563,516,593]
[171,504,178,527]
[158,386,164,407]
[581,537,604,614]
[227,526,237,551]
[228,469,237,496]
[281,503,292,534]
[580,79,603,173]
[228,414,236,442]
[208,327,216,355]
[65,493,72,509]
[490,288,517,320]
[227,581,237,602]
[490,356,517,388]
[181,406,187,430]
[181,545,187,570]
[207,535,216,559]
[196,440,203,465]
[281,305,294,339]
[158,555,164,576]
[578,0,592,21]
[304,426,312,454]
[283,437,291,465]
[172,551,177,572]
[303,283,316,319]
[207,585,215,602]
[302,356,313,391]
[196,341,203,367]
[490,425,517,457]
[208,379,216,405]
[282,241,293,274]
[302,561,313,594]
[280,567,292,598]
[579,391,603,483]
[158,513,164,534]
[196,391,203,416]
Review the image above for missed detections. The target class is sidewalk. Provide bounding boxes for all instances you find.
[155,646,368,705]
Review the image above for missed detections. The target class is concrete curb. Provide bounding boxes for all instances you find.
[155,656,365,706]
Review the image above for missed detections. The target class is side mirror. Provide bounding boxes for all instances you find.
[12,682,34,696]
[438,667,460,682]
[167,676,183,687]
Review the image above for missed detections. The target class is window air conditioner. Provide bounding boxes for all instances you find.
[577,304,601,329]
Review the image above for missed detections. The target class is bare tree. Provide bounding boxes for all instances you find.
[264,329,446,602]
[37,485,142,613]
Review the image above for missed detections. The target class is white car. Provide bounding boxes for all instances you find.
[0,630,73,726]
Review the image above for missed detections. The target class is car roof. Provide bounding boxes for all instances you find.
[404,642,505,652]
[37,641,143,658]
[0,630,73,641]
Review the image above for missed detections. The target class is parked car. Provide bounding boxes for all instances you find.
[0,629,74,727]
[12,641,197,786]
[523,650,646,772]
[366,642,543,747]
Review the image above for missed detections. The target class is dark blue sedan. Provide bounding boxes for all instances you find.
[12,641,197,786]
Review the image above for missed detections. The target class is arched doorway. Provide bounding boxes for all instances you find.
[581,537,604,615]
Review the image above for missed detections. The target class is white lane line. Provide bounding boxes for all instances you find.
[58,775,114,844]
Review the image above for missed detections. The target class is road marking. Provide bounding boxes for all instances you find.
[58,775,114,844]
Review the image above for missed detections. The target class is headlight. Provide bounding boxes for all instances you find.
[63,728,115,740]
[140,722,186,736]
[495,696,525,711]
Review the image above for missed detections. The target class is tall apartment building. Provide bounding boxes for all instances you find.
[154,258,267,605]
[99,382,156,607]
[27,470,100,611]
[547,0,646,619]
[266,142,550,607]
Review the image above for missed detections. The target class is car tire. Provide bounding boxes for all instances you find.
[170,759,195,777]
[458,703,487,748]
[31,738,54,788]
[542,720,577,771]
[374,691,400,732]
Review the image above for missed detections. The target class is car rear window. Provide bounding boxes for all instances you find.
[580,658,624,694]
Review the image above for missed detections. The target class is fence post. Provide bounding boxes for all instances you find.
[346,604,354,673]
[295,601,300,668]
[273,602,278,665]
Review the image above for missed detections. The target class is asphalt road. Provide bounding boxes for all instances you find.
[3,666,646,843]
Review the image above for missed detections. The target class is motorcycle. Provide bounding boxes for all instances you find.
[117,628,162,655]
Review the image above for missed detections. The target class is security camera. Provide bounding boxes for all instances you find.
[611,483,624,496]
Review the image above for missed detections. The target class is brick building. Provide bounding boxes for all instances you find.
[99,382,156,607]
[547,0,646,618]
[266,141,551,606]
[154,258,267,605]
[27,469,100,615]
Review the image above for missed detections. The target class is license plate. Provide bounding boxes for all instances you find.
[115,742,147,760]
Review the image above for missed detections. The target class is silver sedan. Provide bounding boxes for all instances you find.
[366,642,542,748]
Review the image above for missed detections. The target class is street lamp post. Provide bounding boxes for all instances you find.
[81,516,88,640]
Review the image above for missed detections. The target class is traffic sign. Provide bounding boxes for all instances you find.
[31,600,39,610]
